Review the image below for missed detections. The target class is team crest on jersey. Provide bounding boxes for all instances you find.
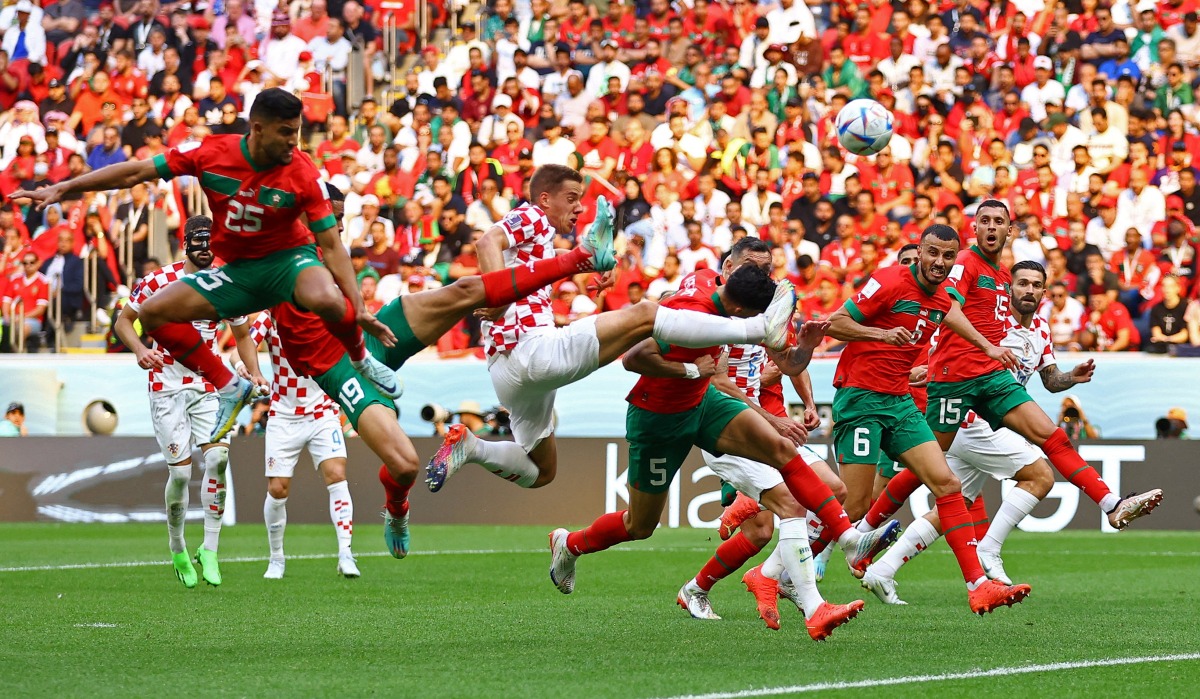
[267,457,277,471]
[167,443,181,458]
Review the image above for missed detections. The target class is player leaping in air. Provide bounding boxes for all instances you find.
[858,260,1110,602]
[13,88,399,443]
[823,224,1033,614]
[114,216,258,588]
[546,259,899,638]
[426,165,798,494]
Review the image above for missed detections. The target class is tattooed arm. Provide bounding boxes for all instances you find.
[1038,358,1095,393]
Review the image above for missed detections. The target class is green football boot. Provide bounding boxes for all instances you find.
[194,546,222,586]
[172,551,198,589]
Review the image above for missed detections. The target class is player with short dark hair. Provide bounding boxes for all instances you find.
[114,216,257,588]
[547,260,900,635]
[13,87,400,444]
[825,223,1033,614]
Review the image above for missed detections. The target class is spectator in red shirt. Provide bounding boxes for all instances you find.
[1110,228,1161,315]
[2,250,49,346]
[852,191,889,245]
[820,215,864,282]
[315,115,360,176]
[1082,284,1141,351]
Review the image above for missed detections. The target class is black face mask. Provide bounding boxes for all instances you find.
[186,229,212,268]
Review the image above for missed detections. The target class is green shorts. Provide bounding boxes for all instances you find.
[832,387,934,466]
[314,353,395,430]
[926,370,1033,432]
[877,452,904,479]
[364,297,428,371]
[181,244,324,319]
[626,385,747,494]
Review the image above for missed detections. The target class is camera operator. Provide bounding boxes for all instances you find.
[239,396,271,437]
[1057,395,1099,445]
[422,400,490,438]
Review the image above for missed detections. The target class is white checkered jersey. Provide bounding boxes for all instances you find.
[127,260,247,394]
[249,311,339,419]
[726,343,767,406]
[483,203,557,357]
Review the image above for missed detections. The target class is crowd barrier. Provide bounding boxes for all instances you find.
[0,353,1197,440]
[1,437,1195,530]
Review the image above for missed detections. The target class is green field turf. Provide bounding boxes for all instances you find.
[1,523,1198,698]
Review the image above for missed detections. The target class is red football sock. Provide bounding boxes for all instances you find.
[378,464,412,517]
[809,526,835,556]
[324,297,367,362]
[148,322,234,389]
[480,247,592,308]
[863,468,923,529]
[779,455,851,541]
[566,511,632,555]
[1041,427,1112,506]
[935,493,986,583]
[695,532,763,591]
[968,494,990,539]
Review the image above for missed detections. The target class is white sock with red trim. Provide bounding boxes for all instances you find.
[200,447,228,552]
[328,480,354,554]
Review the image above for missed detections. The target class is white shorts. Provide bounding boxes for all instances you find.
[488,317,601,450]
[701,444,826,503]
[946,422,1044,500]
[150,389,226,464]
[265,414,347,478]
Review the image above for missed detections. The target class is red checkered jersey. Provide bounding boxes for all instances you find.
[484,203,557,357]
[731,325,796,418]
[267,302,347,379]
[2,271,50,310]
[150,135,336,262]
[928,247,1012,383]
[627,269,725,414]
[127,261,247,394]
[834,264,952,395]
[249,310,339,420]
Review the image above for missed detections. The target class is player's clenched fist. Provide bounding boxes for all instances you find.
[693,354,718,378]
[881,327,914,346]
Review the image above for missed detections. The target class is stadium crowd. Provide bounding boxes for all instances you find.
[2,0,1200,356]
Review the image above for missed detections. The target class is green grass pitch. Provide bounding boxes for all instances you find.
[2,523,1198,698]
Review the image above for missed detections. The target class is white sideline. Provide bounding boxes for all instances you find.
[655,654,1200,699]
[1,546,1197,574]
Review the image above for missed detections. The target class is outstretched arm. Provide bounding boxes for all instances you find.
[943,301,1019,370]
[314,225,396,346]
[827,306,912,344]
[115,303,163,370]
[768,319,830,374]
[711,351,809,445]
[622,338,717,379]
[12,159,160,209]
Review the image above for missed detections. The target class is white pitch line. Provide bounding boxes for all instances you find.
[0,546,715,573]
[655,653,1200,699]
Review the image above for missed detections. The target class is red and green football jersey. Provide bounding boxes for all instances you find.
[152,135,336,262]
[627,269,726,414]
[834,264,950,395]
[928,246,1012,382]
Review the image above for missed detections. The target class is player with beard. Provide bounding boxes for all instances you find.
[115,217,256,588]
[824,224,1033,614]
[14,88,400,443]
[859,261,1113,601]
[920,200,1161,541]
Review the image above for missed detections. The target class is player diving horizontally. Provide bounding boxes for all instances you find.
[261,175,798,558]
[856,259,1160,602]
[545,250,901,639]
[821,223,1034,614]
[115,216,257,588]
[426,165,798,494]
[13,88,401,443]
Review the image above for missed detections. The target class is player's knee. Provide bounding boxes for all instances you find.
[309,287,348,320]
[825,475,848,504]
[203,446,229,475]
[382,447,419,484]
[529,469,557,488]
[322,462,347,485]
[769,439,798,468]
[625,519,656,540]
[843,495,869,523]
[453,276,485,304]
[139,295,166,329]
[1026,461,1055,498]
[928,473,961,497]
[742,513,775,548]
[636,300,660,331]
[267,479,290,499]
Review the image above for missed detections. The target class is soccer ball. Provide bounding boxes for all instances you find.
[835,99,895,156]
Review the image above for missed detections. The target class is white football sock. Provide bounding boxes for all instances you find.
[200,447,228,552]
[1099,492,1121,514]
[264,494,287,560]
[870,516,940,579]
[854,518,875,533]
[978,487,1040,554]
[760,546,785,580]
[651,307,764,348]
[327,480,354,554]
[779,517,825,619]
[805,510,824,544]
[165,464,191,554]
[467,433,539,488]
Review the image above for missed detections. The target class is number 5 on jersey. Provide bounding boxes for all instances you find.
[226,201,265,233]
